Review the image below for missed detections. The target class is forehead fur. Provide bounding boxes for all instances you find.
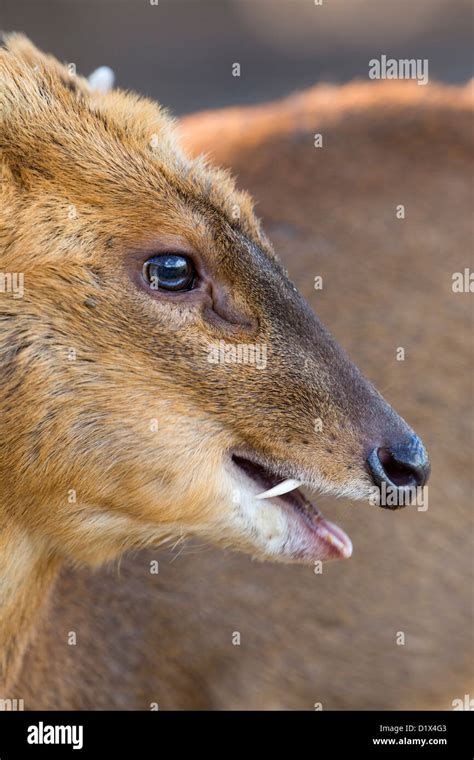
[0,34,265,247]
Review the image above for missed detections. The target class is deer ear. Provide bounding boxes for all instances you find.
[1,32,92,97]
[0,518,60,694]
[0,34,93,188]
[2,33,55,67]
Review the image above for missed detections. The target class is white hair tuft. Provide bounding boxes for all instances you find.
[87,66,115,94]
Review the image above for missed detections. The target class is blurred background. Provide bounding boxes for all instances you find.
[2,0,473,115]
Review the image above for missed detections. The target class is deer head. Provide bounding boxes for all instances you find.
[0,36,429,689]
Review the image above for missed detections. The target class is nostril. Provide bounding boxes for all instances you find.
[377,448,420,488]
[367,436,430,491]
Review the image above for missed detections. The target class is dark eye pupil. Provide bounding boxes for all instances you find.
[144,254,195,292]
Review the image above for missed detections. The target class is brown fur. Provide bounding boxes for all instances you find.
[1,38,471,708]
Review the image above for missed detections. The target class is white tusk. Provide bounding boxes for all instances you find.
[88,66,115,94]
[255,479,303,500]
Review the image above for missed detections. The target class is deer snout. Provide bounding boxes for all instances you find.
[366,434,430,506]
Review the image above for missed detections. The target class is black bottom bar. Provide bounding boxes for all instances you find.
[0,710,472,758]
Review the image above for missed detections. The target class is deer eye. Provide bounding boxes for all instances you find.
[143,254,196,292]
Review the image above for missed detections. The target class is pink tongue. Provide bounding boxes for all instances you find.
[313,517,353,559]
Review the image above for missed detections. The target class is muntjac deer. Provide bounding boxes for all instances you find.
[1,37,470,710]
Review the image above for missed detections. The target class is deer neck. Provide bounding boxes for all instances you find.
[0,516,60,692]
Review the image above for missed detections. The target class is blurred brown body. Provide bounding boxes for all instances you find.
[12,79,472,709]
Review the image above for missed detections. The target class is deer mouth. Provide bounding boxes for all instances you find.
[231,454,352,561]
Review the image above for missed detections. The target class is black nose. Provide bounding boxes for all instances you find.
[367,435,430,494]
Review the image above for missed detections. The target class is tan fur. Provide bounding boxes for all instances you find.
[1,38,470,708]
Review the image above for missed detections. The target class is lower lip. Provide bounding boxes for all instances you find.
[290,508,353,561]
[270,483,353,560]
[231,453,352,561]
